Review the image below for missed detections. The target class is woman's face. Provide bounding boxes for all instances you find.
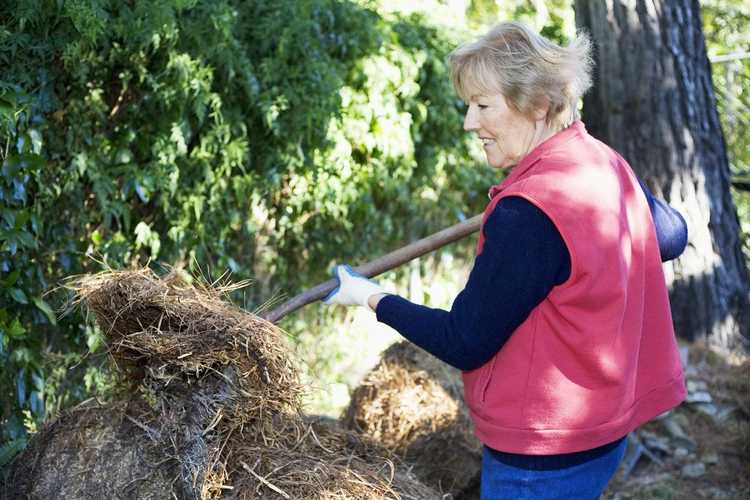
[463,93,538,170]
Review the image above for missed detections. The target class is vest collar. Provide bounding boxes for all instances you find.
[488,120,587,199]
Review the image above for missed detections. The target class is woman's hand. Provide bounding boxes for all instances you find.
[322,265,389,312]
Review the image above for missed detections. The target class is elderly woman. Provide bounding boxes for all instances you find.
[324,21,687,499]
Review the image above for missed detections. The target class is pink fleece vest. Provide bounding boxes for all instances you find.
[462,121,686,454]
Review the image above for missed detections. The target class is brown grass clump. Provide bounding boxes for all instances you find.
[6,267,439,499]
[64,266,303,420]
[9,399,176,500]
[343,341,482,496]
[226,416,440,499]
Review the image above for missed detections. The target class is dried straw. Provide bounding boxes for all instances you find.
[61,266,302,420]
[8,266,439,499]
[344,341,482,495]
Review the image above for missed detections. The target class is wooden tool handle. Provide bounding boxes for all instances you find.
[263,213,483,324]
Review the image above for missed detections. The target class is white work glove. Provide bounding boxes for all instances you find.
[322,265,387,312]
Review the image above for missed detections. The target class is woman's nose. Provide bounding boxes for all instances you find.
[463,106,479,131]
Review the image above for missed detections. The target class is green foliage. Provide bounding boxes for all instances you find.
[0,84,51,448]
[702,0,750,261]
[0,438,25,468]
[467,0,575,43]
[0,0,493,448]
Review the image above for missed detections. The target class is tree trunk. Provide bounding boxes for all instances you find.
[574,0,750,351]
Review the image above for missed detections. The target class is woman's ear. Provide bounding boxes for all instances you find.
[531,95,550,121]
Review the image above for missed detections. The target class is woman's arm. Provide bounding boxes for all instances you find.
[375,197,570,371]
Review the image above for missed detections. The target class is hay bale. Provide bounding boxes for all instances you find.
[6,267,439,499]
[63,267,303,420]
[8,399,178,500]
[343,341,482,495]
[7,400,438,500]
[226,415,440,499]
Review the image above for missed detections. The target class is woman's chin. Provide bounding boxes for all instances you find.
[485,154,513,170]
[488,160,513,170]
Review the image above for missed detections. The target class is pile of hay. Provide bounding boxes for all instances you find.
[343,341,482,496]
[10,399,178,499]
[7,267,438,499]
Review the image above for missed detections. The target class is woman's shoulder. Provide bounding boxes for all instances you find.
[485,196,562,241]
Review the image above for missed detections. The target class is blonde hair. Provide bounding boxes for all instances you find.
[449,21,593,130]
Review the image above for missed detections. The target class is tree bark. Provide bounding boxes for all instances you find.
[574,0,750,351]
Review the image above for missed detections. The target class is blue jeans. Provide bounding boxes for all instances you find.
[480,436,628,499]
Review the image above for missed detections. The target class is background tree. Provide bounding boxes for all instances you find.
[574,0,750,352]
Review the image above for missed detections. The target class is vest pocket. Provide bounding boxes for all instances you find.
[479,354,498,404]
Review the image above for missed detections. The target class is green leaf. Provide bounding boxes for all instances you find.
[14,209,30,230]
[28,129,42,155]
[114,148,133,164]
[16,231,36,249]
[134,221,151,246]
[29,214,40,235]
[32,297,57,326]
[7,318,26,339]
[9,288,28,304]
[86,326,102,352]
[19,153,45,172]
[5,237,17,255]
[0,439,26,468]
[10,346,32,363]
[32,372,44,392]
[2,155,20,178]
[3,269,20,287]
[1,209,14,228]
[0,101,13,121]
[91,229,102,246]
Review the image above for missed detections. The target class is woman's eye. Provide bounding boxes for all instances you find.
[478,104,488,110]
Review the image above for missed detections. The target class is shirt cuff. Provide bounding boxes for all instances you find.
[375,293,405,325]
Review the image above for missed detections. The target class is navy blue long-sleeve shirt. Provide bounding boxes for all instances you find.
[375,184,688,373]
